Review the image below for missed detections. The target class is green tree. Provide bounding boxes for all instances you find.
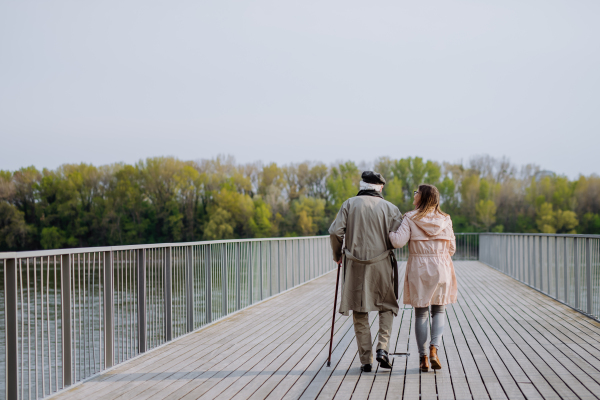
[40,226,66,249]
[291,196,326,236]
[476,199,497,231]
[326,161,360,215]
[203,208,234,240]
[249,198,273,238]
[0,203,31,250]
[383,178,405,209]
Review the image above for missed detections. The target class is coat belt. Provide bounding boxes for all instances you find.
[343,248,399,300]
[343,249,393,264]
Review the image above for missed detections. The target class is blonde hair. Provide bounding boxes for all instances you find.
[413,184,448,220]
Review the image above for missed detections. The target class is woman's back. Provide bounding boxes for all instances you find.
[389,183,457,372]
[390,209,457,308]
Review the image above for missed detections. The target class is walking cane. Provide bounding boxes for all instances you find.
[327,259,343,367]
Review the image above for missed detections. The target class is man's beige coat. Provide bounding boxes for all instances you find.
[329,196,403,316]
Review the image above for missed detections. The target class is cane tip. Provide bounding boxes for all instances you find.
[326,361,331,367]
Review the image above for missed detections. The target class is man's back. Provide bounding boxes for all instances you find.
[329,194,402,316]
[327,170,401,371]
[330,195,402,262]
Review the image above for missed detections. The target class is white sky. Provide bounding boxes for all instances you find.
[1,0,598,178]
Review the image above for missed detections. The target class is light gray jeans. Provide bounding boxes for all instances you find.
[414,305,446,356]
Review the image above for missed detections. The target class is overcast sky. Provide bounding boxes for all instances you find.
[1,0,598,178]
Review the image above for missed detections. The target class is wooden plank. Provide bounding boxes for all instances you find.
[466,264,600,397]
[456,278,542,400]
[457,264,565,400]
[109,283,327,400]
[457,262,586,399]
[331,313,380,400]
[385,307,411,400]
[303,313,374,400]
[445,303,490,400]
[440,309,472,400]
[366,310,403,400]
[202,304,339,400]
[349,313,382,400]
[261,316,359,400]
[421,316,437,400]
[149,289,334,400]
[401,308,421,400]
[454,297,523,398]
[435,328,455,400]
[283,316,357,400]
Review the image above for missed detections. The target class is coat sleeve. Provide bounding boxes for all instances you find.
[328,201,349,262]
[389,216,411,249]
[448,217,456,256]
[389,207,403,233]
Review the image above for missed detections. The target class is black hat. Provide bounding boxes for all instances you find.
[361,171,386,185]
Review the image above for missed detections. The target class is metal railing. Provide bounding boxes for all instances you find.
[0,236,332,400]
[480,233,600,319]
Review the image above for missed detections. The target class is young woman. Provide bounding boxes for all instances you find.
[389,184,457,372]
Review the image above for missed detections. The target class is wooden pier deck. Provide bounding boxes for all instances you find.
[52,261,600,400]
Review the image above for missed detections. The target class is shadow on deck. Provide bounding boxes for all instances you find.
[51,261,600,400]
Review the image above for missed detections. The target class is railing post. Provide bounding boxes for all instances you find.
[5,259,18,400]
[517,235,523,282]
[539,236,543,291]
[586,238,592,315]
[249,242,254,304]
[137,249,147,353]
[554,236,559,300]
[546,236,550,296]
[468,234,471,260]
[269,241,273,297]
[303,240,306,283]
[222,245,227,317]
[236,243,241,311]
[574,237,580,310]
[564,237,569,303]
[104,251,114,369]
[186,246,194,332]
[526,236,530,285]
[532,236,537,288]
[510,236,514,277]
[164,247,172,341]
[206,245,212,323]
[298,240,301,284]
[61,254,72,387]
[256,242,260,302]
[277,241,281,294]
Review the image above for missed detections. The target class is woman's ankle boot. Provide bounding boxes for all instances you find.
[419,355,430,372]
[430,345,441,370]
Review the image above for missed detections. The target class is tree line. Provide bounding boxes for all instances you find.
[0,155,598,251]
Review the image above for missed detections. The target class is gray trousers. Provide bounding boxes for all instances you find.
[414,305,446,356]
[352,311,394,365]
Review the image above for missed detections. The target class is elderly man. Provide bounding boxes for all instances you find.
[329,171,403,372]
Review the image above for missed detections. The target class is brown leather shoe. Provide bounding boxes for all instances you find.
[430,345,442,370]
[419,355,430,372]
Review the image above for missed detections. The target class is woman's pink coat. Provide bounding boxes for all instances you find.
[389,210,458,308]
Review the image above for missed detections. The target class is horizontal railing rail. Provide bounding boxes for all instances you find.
[479,233,600,320]
[1,236,333,400]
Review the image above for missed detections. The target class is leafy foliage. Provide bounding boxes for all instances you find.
[0,155,598,251]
